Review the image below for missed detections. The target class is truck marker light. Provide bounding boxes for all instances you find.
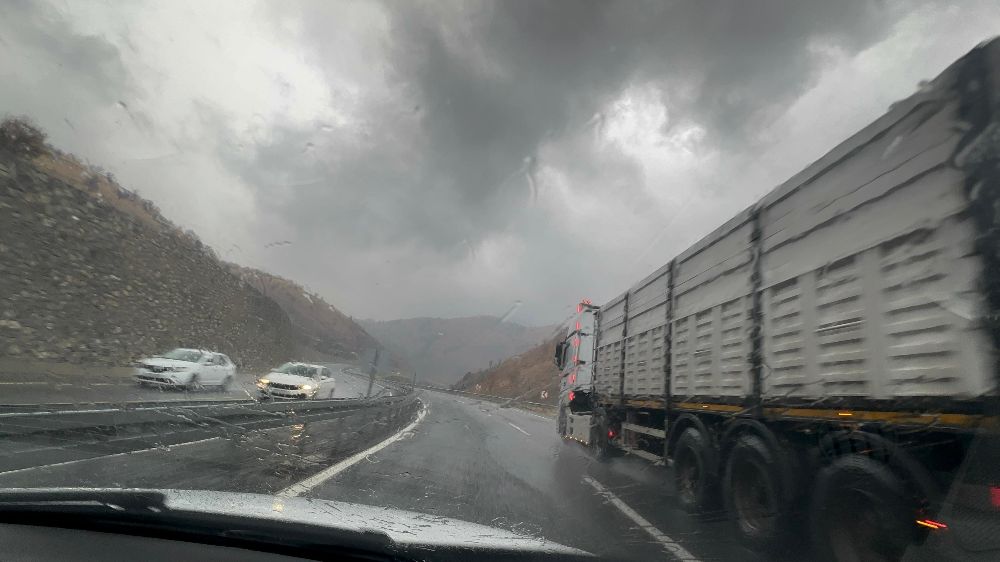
[576,321,581,330]
[569,391,576,401]
[915,519,947,530]
[838,411,853,416]
[574,337,580,347]
[569,373,576,384]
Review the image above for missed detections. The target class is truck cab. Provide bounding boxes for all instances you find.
[554,301,597,443]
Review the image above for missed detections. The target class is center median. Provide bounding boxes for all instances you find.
[0,393,423,493]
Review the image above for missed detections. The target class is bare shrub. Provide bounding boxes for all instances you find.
[0,116,49,158]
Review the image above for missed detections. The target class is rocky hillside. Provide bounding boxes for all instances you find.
[452,334,562,404]
[228,265,380,362]
[361,316,556,386]
[0,148,295,370]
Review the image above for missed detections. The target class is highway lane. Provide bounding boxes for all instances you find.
[0,363,380,405]
[295,390,759,561]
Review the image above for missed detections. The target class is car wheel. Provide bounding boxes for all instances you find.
[187,374,203,392]
[220,375,233,392]
[328,387,336,399]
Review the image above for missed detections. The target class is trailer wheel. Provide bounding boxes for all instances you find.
[811,455,911,562]
[723,434,786,548]
[674,427,714,512]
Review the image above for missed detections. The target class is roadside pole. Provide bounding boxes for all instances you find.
[366,348,380,398]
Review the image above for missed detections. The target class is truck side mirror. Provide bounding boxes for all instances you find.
[554,341,566,369]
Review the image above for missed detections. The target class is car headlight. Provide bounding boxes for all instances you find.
[300,384,313,390]
[256,378,270,387]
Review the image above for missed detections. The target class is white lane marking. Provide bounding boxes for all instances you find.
[515,409,553,420]
[0,437,220,477]
[583,476,701,562]
[276,400,427,498]
[507,422,531,436]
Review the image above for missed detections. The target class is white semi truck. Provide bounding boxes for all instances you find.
[555,39,1000,560]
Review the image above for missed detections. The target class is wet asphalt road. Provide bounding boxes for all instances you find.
[0,363,388,405]
[305,390,758,562]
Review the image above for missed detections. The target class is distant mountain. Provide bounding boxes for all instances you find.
[230,266,381,362]
[360,316,557,386]
[452,334,562,404]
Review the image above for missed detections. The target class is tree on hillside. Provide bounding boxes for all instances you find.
[0,115,48,158]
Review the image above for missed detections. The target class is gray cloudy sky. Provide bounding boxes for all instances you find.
[1,0,998,325]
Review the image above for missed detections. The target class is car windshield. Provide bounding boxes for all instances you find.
[157,349,203,363]
[2,2,999,561]
[275,363,315,377]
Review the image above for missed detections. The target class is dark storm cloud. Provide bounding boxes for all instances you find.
[231,0,909,258]
[0,0,132,108]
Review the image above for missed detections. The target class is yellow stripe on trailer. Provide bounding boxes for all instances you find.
[763,407,994,429]
[671,401,995,429]
[674,402,744,414]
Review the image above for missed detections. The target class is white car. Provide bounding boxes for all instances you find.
[135,348,237,391]
[256,362,336,400]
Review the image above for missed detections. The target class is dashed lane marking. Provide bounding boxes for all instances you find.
[583,475,701,562]
[507,422,531,436]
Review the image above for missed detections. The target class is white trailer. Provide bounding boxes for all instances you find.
[555,39,1000,560]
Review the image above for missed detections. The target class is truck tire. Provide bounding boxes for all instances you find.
[674,427,714,512]
[591,408,613,461]
[723,434,787,548]
[811,455,911,562]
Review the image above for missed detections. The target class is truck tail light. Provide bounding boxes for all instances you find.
[915,519,948,530]
[568,391,575,402]
[991,486,1000,508]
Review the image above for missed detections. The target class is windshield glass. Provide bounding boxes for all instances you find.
[275,363,316,377]
[1,2,998,561]
[157,349,203,362]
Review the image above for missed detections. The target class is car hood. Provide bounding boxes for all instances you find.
[139,358,197,369]
[0,488,590,557]
[264,372,313,386]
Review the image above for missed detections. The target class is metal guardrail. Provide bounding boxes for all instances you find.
[413,384,557,415]
[0,393,415,437]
